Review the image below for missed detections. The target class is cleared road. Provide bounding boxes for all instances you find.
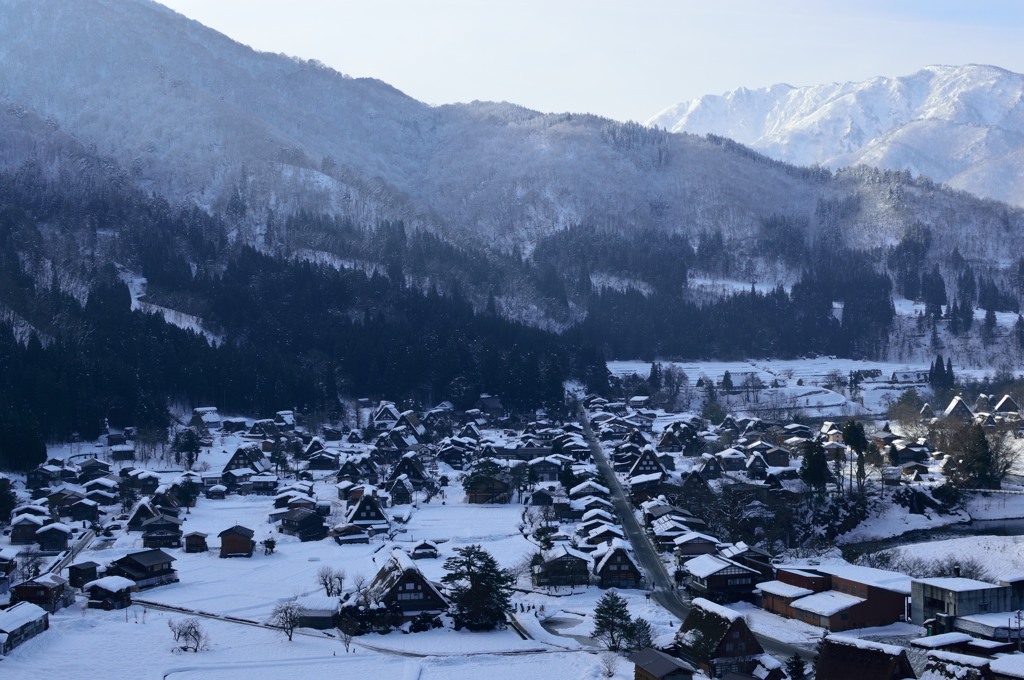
[577,406,814,663]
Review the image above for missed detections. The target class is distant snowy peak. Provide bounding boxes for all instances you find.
[648,65,1024,206]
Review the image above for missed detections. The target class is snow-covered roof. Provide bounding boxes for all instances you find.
[684,554,754,579]
[673,531,721,546]
[294,595,340,613]
[0,601,48,632]
[84,575,136,593]
[690,597,740,622]
[825,634,906,657]
[791,591,864,616]
[909,632,973,648]
[629,472,663,485]
[915,576,1003,592]
[570,481,609,496]
[37,522,71,534]
[783,561,912,594]
[755,580,813,599]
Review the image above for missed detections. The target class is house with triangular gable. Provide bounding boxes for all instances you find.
[533,545,592,587]
[593,539,642,589]
[814,635,916,680]
[629,447,666,479]
[995,394,1021,418]
[365,549,449,620]
[942,396,975,423]
[345,494,389,531]
[673,598,764,678]
[371,401,402,431]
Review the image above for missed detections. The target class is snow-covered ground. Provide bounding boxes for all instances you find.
[886,535,1024,581]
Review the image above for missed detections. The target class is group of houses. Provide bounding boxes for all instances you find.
[632,594,1024,680]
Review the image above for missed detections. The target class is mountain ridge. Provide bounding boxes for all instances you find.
[647,64,1024,207]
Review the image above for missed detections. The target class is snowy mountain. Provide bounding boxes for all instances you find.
[648,65,1024,207]
[1,0,1021,265]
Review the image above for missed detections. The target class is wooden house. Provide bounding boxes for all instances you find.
[629,648,697,680]
[528,456,565,483]
[277,508,327,541]
[365,549,449,620]
[345,494,389,529]
[218,525,256,558]
[68,498,100,523]
[107,549,178,589]
[77,458,113,484]
[35,522,72,551]
[683,554,758,603]
[371,401,402,431]
[84,575,135,610]
[465,473,512,504]
[814,635,916,680]
[943,396,975,423]
[67,561,100,589]
[532,545,592,587]
[184,531,209,553]
[190,406,221,431]
[251,474,279,495]
[331,523,370,544]
[143,527,183,549]
[10,514,46,544]
[410,540,439,559]
[593,539,642,589]
[223,445,272,475]
[386,475,415,505]
[765,563,911,632]
[629,448,667,478]
[0,601,49,655]
[995,395,1021,417]
[295,595,340,629]
[13,573,75,613]
[389,453,434,491]
[673,598,763,678]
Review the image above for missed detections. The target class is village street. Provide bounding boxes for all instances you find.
[577,406,816,663]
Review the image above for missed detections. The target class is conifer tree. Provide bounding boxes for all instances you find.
[592,590,632,651]
[442,544,515,631]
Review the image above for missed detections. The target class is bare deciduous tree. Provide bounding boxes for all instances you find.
[599,651,619,677]
[168,617,210,653]
[268,601,302,641]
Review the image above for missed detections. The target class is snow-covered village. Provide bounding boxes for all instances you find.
[5,358,1024,679]
[9,2,1024,680]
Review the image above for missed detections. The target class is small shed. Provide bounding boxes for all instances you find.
[410,540,439,559]
[84,575,136,610]
[67,561,100,589]
[218,525,255,558]
[184,532,209,553]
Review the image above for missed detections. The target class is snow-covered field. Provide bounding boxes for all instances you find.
[886,535,1024,581]
[609,356,1021,420]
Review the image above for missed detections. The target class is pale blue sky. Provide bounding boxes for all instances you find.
[159,0,1024,122]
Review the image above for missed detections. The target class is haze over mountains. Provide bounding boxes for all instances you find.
[648,64,1024,208]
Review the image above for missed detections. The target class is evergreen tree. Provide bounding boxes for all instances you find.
[441,544,515,631]
[799,440,829,492]
[786,652,808,680]
[625,617,653,652]
[946,358,954,387]
[172,427,202,469]
[592,590,632,651]
[0,477,16,524]
[1016,315,1024,349]
[983,307,997,345]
